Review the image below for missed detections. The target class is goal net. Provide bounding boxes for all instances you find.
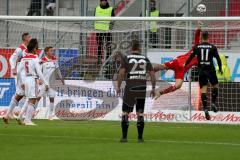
[0,16,240,123]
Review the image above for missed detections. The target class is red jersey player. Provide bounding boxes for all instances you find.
[154,22,202,99]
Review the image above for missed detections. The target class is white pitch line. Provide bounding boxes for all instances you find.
[147,139,240,146]
[0,133,239,147]
[43,123,203,129]
[29,120,204,129]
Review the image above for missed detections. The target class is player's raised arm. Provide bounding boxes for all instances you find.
[194,21,202,45]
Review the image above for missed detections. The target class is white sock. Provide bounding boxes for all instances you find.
[49,102,54,117]
[24,103,35,123]
[6,97,18,118]
[18,100,28,120]
[34,101,39,108]
[18,97,26,108]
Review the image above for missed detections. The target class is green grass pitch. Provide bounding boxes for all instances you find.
[1,120,240,160]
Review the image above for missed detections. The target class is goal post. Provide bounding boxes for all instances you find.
[0,16,240,123]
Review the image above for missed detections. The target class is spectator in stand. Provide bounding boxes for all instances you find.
[27,0,55,16]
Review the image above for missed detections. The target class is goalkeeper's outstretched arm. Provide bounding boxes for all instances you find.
[194,22,202,46]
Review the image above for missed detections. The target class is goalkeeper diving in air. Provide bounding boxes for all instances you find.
[154,22,202,99]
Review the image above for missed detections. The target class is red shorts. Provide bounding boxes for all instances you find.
[164,59,185,80]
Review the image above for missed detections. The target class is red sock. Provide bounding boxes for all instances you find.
[160,85,177,95]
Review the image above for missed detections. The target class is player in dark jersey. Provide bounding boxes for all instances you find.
[185,31,222,120]
[116,40,156,143]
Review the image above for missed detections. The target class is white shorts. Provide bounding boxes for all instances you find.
[15,67,26,96]
[39,85,56,98]
[15,77,25,96]
[24,77,39,98]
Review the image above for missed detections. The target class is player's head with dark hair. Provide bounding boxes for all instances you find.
[27,38,38,53]
[201,31,209,41]
[131,39,141,53]
[44,46,54,57]
[22,32,32,44]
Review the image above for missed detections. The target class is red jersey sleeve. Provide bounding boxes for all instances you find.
[40,57,48,64]
[51,55,57,61]
[194,28,201,46]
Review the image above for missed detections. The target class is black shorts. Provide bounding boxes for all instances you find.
[122,85,146,113]
[199,69,218,88]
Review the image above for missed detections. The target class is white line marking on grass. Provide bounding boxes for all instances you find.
[33,122,203,129]
[148,139,240,146]
[0,133,239,147]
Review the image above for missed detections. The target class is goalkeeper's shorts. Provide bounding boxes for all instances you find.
[165,59,185,80]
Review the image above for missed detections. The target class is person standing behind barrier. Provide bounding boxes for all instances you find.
[216,54,231,82]
[146,0,160,48]
[94,0,115,64]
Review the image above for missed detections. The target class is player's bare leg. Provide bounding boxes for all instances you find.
[201,86,210,120]
[3,94,24,124]
[154,64,168,72]
[120,111,129,143]
[136,112,144,143]
[49,97,55,120]
[155,79,183,100]
[211,84,219,112]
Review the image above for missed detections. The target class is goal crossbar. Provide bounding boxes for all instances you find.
[0,16,240,21]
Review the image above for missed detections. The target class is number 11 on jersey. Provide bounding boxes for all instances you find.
[201,49,209,62]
